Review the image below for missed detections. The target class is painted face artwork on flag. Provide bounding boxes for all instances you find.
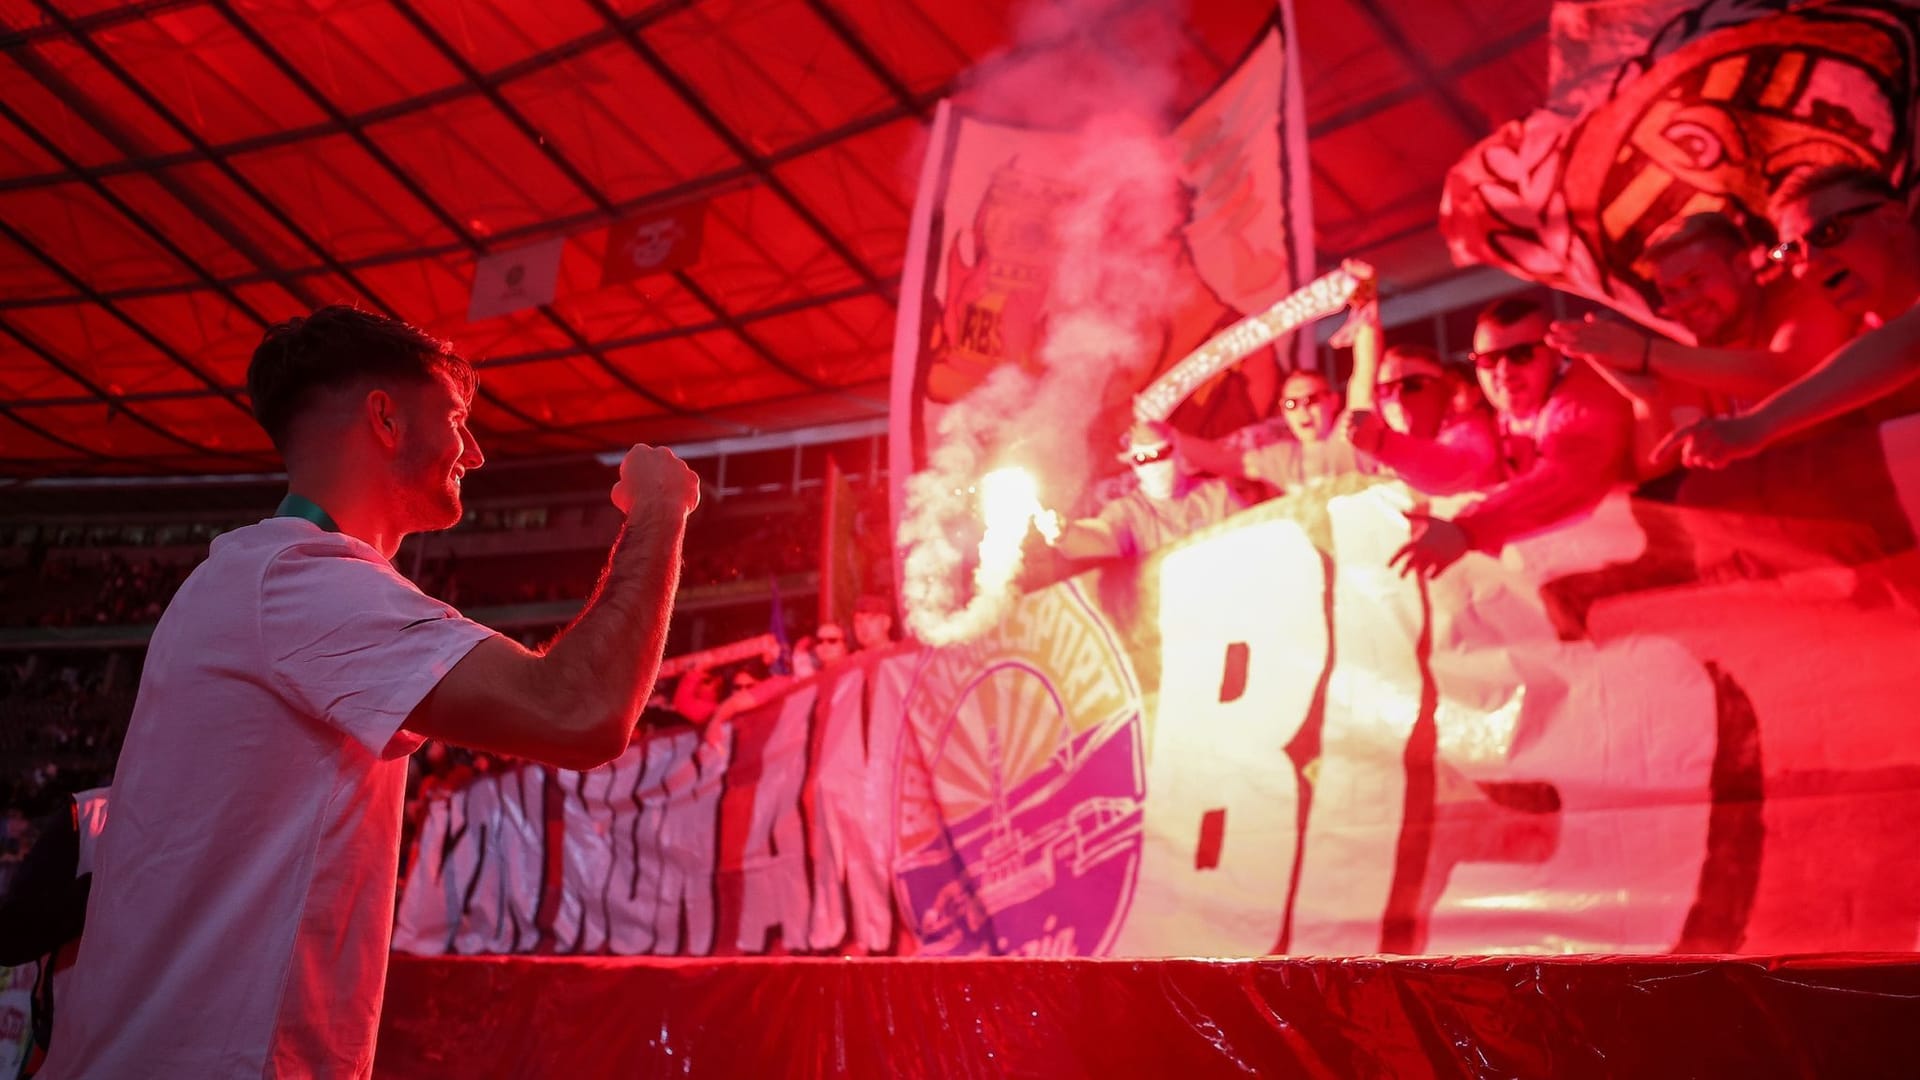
[1441,0,1920,332]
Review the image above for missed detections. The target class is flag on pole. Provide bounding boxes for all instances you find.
[601,202,706,286]
[818,454,860,628]
[768,573,793,675]
[468,236,566,322]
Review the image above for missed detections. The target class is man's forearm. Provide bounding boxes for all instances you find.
[1455,456,1615,553]
[1052,519,1122,560]
[1376,429,1493,495]
[541,512,687,742]
[1746,305,1920,443]
[1346,304,1382,414]
[1648,341,1800,398]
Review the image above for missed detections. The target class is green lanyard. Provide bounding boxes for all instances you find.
[274,493,340,533]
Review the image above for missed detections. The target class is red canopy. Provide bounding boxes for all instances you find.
[0,0,1545,476]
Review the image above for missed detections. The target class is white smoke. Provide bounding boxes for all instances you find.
[900,100,1193,644]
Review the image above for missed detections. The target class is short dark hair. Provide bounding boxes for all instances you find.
[1770,163,1899,218]
[1644,211,1752,263]
[1476,296,1544,330]
[1383,343,1444,369]
[246,306,474,450]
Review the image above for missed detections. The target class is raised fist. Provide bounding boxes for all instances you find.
[611,444,701,516]
[1342,408,1389,455]
[1340,258,1378,306]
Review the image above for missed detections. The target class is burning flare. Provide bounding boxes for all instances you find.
[904,465,1055,647]
[981,467,1046,540]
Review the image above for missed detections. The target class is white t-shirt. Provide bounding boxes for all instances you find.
[44,518,497,1079]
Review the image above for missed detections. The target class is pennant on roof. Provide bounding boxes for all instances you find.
[602,202,706,286]
[468,236,566,322]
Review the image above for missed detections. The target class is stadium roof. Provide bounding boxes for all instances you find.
[0,0,1545,477]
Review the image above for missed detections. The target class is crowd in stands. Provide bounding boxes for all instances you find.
[1,489,835,632]
[1052,166,1920,586]
[681,501,825,590]
[13,557,195,630]
[0,652,130,891]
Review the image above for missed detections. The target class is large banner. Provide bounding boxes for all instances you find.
[395,414,1920,958]
[887,10,1315,543]
[1441,0,1920,333]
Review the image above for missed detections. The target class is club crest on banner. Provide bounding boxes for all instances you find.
[892,581,1146,957]
[926,163,1073,404]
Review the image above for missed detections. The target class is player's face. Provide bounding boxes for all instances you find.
[1652,244,1754,346]
[1281,372,1338,443]
[1773,185,1903,319]
[394,368,483,532]
[1376,353,1451,438]
[1472,312,1556,419]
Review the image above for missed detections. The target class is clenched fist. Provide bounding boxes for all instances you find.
[1342,408,1389,456]
[611,444,701,517]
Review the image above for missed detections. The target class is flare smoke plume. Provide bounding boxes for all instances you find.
[901,108,1192,645]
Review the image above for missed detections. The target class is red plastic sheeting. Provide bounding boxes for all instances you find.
[376,954,1920,1078]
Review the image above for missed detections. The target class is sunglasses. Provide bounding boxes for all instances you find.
[1468,342,1543,370]
[816,634,844,644]
[1377,374,1441,400]
[1128,444,1173,466]
[1768,202,1886,264]
[1282,390,1335,411]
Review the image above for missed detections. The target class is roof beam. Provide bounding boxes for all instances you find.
[0,317,270,465]
[381,0,830,406]
[1307,20,1546,140]
[27,0,596,448]
[478,279,894,370]
[0,93,925,307]
[1341,0,1498,141]
[0,95,545,448]
[9,278,896,407]
[801,0,931,121]
[15,3,395,315]
[0,217,252,416]
[581,0,897,306]
[0,94,921,265]
[0,1,701,194]
[0,401,120,463]
[206,0,750,434]
[0,17,326,307]
[0,0,199,48]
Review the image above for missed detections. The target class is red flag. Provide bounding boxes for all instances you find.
[601,203,705,286]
